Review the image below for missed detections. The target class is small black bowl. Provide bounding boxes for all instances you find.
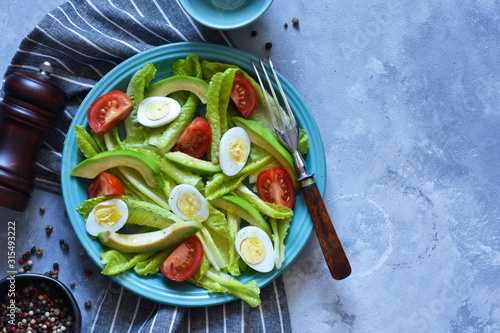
[0,273,82,332]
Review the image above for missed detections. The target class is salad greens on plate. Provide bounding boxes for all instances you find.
[70,53,309,307]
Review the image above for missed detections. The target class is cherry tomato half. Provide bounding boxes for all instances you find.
[87,90,134,134]
[160,235,204,282]
[87,172,126,199]
[171,117,212,159]
[230,74,258,119]
[256,166,295,209]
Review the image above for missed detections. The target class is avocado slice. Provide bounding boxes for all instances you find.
[97,221,202,253]
[70,150,165,188]
[145,75,209,104]
[210,195,272,237]
[165,151,222,176]
[232,117,299,193]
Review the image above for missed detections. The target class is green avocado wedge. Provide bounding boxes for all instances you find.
[232,117,299,193]
[164,151,222,176]
[210,195,272,237]
[70,150,165,188]
[145,75,209,104]
[97,221,202,253]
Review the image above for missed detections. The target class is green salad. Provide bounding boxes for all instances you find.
[71,54,309,307]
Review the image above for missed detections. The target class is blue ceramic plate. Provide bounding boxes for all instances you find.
[179,0,273,30]
[61,42,326,307]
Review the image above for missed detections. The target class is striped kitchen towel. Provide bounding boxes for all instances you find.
[2,0,291,332]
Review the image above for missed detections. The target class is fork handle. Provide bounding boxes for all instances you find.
[300,178,352,280]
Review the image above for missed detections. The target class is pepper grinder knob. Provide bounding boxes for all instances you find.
[0,62,66,211]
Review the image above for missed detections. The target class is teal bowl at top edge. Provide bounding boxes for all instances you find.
[179,0,273,30]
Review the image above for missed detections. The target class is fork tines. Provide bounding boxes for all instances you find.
[251,58,298,134]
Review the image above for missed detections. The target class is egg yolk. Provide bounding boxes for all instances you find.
[228,138,248,164]
[145,100,170,120]
[177,193,201,218]
[93,203,123,227]
[240,237,266,265]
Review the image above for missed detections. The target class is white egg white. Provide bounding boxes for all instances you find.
[137,96,181,128]
[86,198,128,237]
[219,127,251,176]
[168,184,209,222]
[235,226,275,273]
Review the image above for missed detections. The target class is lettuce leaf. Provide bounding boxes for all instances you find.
[234,183,293,219]
[197,268,261,307]
[226,212,241,276]
[125,62,157,136]
[134,247,173,275]
[101,248,155,275]
[75,125,100,158]
[270,217,292,270]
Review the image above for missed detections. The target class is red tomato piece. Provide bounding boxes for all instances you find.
[87,172,126,199]
[171,117,212,159]
[160,235,204,282]
[256,167,295,209]
[230,74,258,119]
[87,90,134,134]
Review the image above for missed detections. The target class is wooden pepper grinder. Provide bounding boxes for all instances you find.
[0,61,66,211]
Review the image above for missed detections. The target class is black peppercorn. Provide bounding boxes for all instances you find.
[45,225,53,235]
[292,17,299,26]
[84,300,92,308]
[251,30,257,37]
[265,42,273,49]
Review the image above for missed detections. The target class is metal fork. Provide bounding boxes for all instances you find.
[252,58,351,280]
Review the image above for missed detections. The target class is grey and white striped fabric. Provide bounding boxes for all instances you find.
[90,279,291,333]
[2,0,292,332]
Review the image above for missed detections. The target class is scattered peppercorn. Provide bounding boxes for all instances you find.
[70,281,75,288]
[36,247,43,255]
[18,257,25,265]
[292,17,299,26]
[53,263,59,269]
[265,42,273,49]
[39,205,46,213]
[251,30,257,37]
[284,22,288,29]
[59,239,69,250]
[84,269,92,276]
[45,225,53,235]
[31,246,36,254]
[84,300,92,308]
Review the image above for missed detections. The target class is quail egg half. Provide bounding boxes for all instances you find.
[137,96,181,128]
[219,127,251,176]
[235,226,275,273]
[168,184,209,222]
[86,198,128,236]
